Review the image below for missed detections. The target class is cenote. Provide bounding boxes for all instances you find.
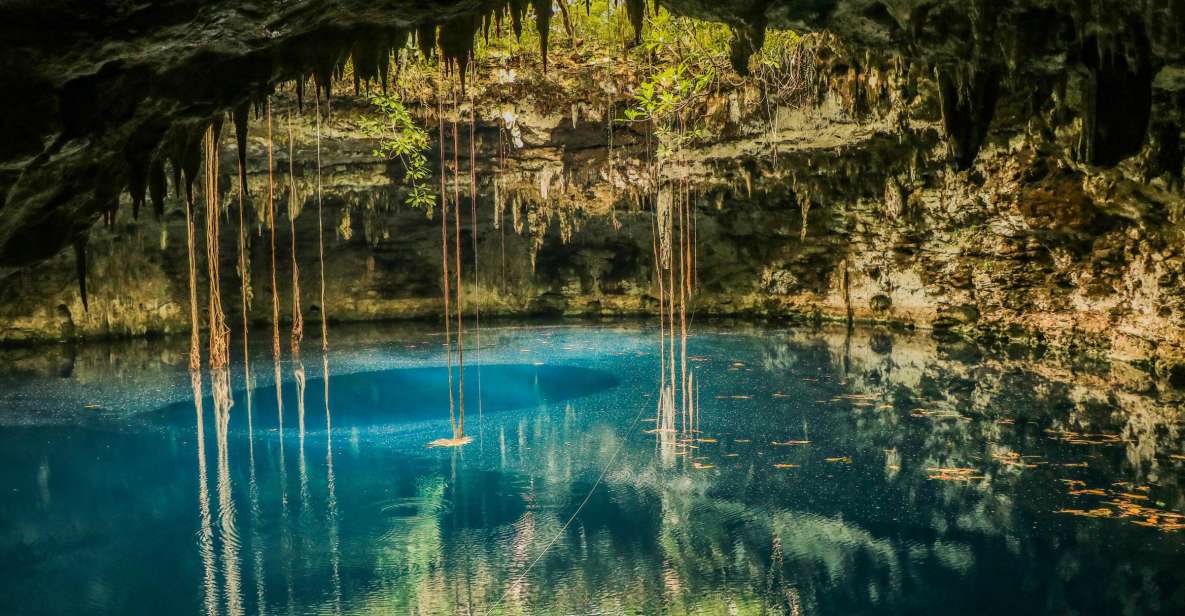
[3,323,1185,615]
[3,0,1185,614]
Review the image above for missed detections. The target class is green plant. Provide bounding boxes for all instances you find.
[622,62,713,160]
[361,93,437,214]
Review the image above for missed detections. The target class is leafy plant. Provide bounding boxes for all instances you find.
[360,93,437,214]
[622,62,713,159]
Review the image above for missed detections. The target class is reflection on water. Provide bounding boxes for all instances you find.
[2,323,1185,615]
[191,370,217,616]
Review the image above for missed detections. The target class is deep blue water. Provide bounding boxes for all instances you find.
[1,323,1184,615]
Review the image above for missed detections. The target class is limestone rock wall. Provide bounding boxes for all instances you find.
[2,0,1185,381]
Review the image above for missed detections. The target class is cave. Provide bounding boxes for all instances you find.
[3,1,1185,614]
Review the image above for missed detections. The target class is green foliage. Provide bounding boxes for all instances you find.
[359,2,817,187]
[623,62,713,157]
[618,5,810,159]
[638,7,734,72]
[361,93,437,214]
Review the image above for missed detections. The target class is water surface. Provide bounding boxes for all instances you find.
[2,323,1184,614]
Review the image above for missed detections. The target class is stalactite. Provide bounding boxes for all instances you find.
[128,157,148,221]
[531,0,553,72]
[439,15,479,92]
[149,155,167,219]
[181,124,206,213]
[204,121,230,370]
[512,193,523,234]
[625,0,646,47]
[417,21,437,60]
[168,137,184,200]
[73,235,88,312]
[313,52,339,118]
[508,0,527,40]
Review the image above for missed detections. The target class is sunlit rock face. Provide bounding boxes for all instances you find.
[1,1,1184,374]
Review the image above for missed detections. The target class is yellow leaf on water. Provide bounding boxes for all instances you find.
[427,436,473,449]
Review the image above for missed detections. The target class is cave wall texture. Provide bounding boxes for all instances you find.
[1,0,1185,376]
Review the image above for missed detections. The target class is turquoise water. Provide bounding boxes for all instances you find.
[2,323,1185,614]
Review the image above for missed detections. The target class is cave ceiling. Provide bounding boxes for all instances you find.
[0,0,1182,270]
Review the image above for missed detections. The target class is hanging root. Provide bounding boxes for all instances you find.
[204,121,230,370]
[235,104,252,373]
[469,61,484,424]
[438,61,457,440]
[185,133,203,372]
[315,87,329,352]
[267,99,282,362]
[451,72,466,438]
[287,112,304,357]
[73,235,88,312]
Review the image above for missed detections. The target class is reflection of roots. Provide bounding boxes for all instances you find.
[427,436,474,448]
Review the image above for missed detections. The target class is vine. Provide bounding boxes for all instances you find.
[361,93,437,214]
